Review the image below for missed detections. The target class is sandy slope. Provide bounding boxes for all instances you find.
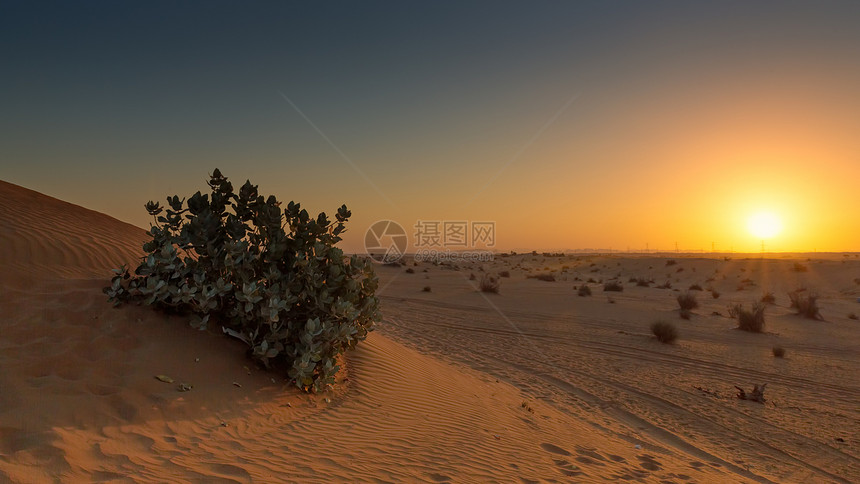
[0,180,856,483]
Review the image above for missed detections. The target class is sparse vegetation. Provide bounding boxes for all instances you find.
[666,259,677,266]
[422,286,432,292]
[688,283,703,291]
[772,346,786,358]
[578,285,592,297]
[499,270,510,278]
[405,268,415,274]
[676,292,699,311]
[711,289,721,299]
[603,281,623,292]
[480,274,500,294]
[849,313,858,320]
[528,273,556,282]
[761,292,776,304]
[651,321,678,344]
[792,262,808,272]
[679,308,692,320]
[788,289,822,320]
[469,272,476,280]
[728,302,766,333]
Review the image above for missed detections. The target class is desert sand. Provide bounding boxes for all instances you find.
[0,180,857,483]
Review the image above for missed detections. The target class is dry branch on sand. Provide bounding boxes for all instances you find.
[735,383,767,403]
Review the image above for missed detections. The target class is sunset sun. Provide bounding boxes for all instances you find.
[747,211,783,239]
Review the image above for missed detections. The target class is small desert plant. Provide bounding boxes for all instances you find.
[405,268,415,274]
[528,273,556,282]
[679,308,692,320]
[657,281,672,289]
[688,283,703,291]
[603,281,623,292]
[469,272,476,280]
[792,262,808,272]
[760,292,776,304]
[578,285,592,297]
[422,286,432,292]
[651,321,678,343]
[665,259,677,266]
[104,169,379,392]
[849,313,858,320]
[499,270,510,278]
[480,274,500,293]
[711,289,721,299]
[788,289,823,320]
[676,292,699,311]
[728,302,766,333]
[772,346,786,358]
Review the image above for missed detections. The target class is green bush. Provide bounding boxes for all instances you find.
[105,169,380,392]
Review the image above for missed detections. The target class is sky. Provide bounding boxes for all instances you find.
[1,1,859,253]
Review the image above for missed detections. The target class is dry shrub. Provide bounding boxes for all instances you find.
[788,289,822,320]
[651,321,678,343]
[528,273,556,282]
[676,292,699,311]
[772,346,786,358]
[578,285,592,297]
[480,274,500,293]
[603,281,623,292]
[728,302,766,333]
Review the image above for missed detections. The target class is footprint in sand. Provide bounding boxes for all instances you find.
[637,454,663,472]
[539,443,586,478]
[426,472,451,482]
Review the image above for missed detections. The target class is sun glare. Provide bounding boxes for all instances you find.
[747,211,782,239]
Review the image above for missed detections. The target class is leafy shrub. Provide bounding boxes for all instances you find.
[603,281,623,292]
[676,292,699,311]
[578,285,592,297]
[480,274,500,293]
[528,273,556,282]
[651,321,678,343]
[104,169,379,392]
[788,290,822,320]
[772,346,786,358]
[728,302,766,333]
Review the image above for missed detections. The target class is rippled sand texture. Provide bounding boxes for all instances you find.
[1,180,857,483]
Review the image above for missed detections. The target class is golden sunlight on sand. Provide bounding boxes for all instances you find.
[0,180,858,483]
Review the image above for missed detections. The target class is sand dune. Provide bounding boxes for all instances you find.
[1,180,857,482]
